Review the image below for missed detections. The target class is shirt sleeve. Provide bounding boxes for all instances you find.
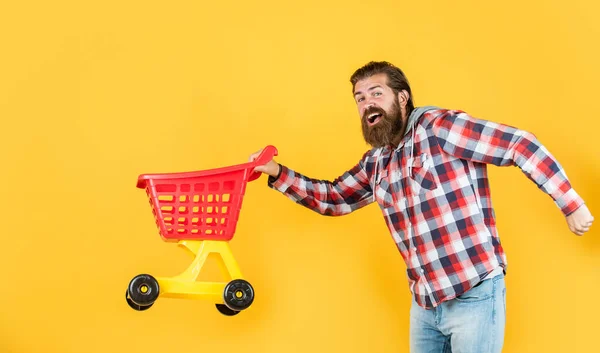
[431,109,585,216]
[266,152,374,216]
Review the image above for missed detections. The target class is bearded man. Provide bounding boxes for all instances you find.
[248,61,593,353]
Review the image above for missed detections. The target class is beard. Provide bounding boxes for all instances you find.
[361,98,404,148]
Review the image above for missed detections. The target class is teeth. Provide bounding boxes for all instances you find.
[368,113,381,123]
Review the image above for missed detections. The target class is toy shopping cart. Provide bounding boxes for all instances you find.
[125,145,278,316]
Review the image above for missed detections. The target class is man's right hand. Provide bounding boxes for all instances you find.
[249,148,280,177]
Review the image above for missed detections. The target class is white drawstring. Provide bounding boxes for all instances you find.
[372,155,379,203]
[408,122,416,177]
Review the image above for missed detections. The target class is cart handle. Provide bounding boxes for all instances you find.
[136,145,279,188]
[247,145,278,182]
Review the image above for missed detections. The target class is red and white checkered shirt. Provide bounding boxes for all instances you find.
[267,107,584,308]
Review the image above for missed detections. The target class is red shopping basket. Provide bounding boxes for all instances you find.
[136,146,278,242]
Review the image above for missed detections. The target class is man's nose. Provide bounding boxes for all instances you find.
[365,96,378,107]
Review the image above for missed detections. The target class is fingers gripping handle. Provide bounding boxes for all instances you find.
[248,145,278,181]
[252,145,278,167]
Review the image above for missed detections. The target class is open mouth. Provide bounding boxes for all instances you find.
[367,112,383,126]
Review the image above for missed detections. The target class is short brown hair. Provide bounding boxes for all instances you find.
[350,61,415,115]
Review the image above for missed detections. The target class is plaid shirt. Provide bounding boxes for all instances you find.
[268,107,584,308]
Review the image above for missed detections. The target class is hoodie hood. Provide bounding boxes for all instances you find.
[404,105,440,138]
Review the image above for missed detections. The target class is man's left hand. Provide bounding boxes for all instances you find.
[566,204,594,236]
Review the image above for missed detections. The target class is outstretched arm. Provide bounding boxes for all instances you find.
[431,109,593,236]
[249,149,374,216]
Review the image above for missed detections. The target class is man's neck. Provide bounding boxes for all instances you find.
[391,113,410,147]
[391,133,403,147]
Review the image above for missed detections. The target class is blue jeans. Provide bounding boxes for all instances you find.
[409,273,507,353]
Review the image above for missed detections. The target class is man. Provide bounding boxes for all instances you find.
[248,61,594,352]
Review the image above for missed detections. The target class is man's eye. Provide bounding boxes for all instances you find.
[374,92,382,96]
[357,97,364,102]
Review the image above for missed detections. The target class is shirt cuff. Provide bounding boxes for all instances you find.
[556,187,585,216]
[267,164,291,192]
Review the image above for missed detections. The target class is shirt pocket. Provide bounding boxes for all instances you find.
[374,169,396,209]
[409,153,439,195]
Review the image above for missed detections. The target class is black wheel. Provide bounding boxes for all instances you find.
[126,290,154,311]
[215,303,240,316]
[223,279,254,311]
[127,274,159,307]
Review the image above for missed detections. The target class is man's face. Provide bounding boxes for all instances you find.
[353,73,406,148]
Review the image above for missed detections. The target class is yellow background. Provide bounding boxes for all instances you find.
[1,0,599,352]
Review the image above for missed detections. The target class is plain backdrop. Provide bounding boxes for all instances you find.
[1,0,599,352]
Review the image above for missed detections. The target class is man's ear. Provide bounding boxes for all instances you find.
[398,90,409,107]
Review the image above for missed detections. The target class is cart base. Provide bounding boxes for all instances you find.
[126,240,254,315]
